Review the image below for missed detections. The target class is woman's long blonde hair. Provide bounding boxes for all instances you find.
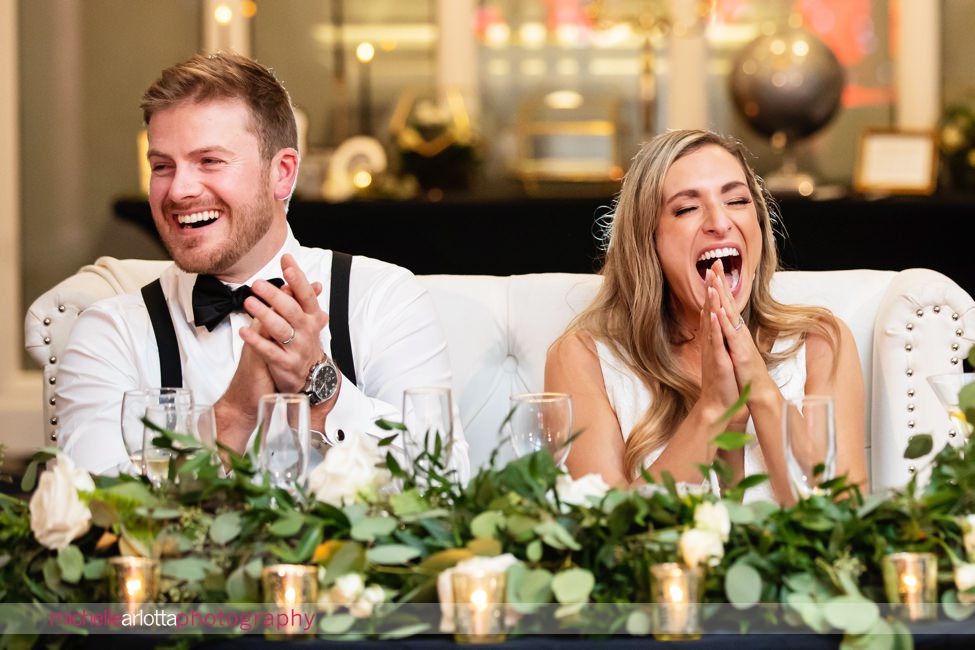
[571,130,838,479]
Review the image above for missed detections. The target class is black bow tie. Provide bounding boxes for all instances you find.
[192,274,285,332]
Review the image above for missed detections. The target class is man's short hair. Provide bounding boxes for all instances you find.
[140,51,298,161]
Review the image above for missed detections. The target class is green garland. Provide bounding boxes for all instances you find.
[2,375,975,647]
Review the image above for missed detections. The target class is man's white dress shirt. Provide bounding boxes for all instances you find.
[56,228,470,479]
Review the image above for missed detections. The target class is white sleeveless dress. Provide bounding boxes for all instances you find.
[595,337,806,503]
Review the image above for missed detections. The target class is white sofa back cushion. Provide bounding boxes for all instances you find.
[25,259,975,492]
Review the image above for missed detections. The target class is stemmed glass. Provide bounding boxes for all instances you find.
[782,395,836,499]
[401,387,454,472]
[121,388,193,483]
[926,372,975,440]
[256,393,311,493]
[507,393,573,466]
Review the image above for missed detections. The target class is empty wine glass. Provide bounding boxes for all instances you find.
[783,395,836,499]
[256,393,310,492]
[402,387,454,470]
[926,372,975,439]
[121,387,192,480]
[508,393,573,466]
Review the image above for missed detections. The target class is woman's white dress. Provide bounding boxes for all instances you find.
[595,337,806,503]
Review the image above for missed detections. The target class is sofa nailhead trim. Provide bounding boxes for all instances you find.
[916,309,924,317]
[58,305,65,313]
[49,356,56,364]
[50,432,57,442]
[907,323,914,331]
[956,328,964,336]
[949,430,958,438]
[953,313,960,320]
[907,404,915,412]
[48,376,56,385]
[43,317,51,325]
[906,369,914,377]
[934,306,941,313]
[952,343,960,351]
[49,417,57,425]
[907,420,915,428]
[905,343,912,351]
[907,388,915,397]
[951,357,960,365]
[908,465,916,474]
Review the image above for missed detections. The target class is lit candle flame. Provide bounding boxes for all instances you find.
[901,573,919,594]
[668,583,685,603]
[471,588,488,611]
[125,577,143,598]
[284,586,297,605]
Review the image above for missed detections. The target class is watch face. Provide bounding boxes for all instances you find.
[309,360,339,404]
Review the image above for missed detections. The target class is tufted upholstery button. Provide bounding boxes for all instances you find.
[951,357,960,365]
[907,388,915,397]
[58,305,65,313]
[50,432,57,442]
[906,323,914,331]
[915,309,923,318]
[953,313,960,321]
[907,420,915,428]
[49,356,57,364]
[906,369,914,377]
[49,397,56,405]
[957,329,964,337]
[907,404,915,412]
[933,306,941,313]
[43,336,51,345]
[43,317,51,326]
[49,416,58,425]
[501,355,519,373]
[904,343,912,352]
[952,343,960,351]
[48,376,56,385]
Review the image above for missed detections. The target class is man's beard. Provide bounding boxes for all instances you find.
[163,191,275,276]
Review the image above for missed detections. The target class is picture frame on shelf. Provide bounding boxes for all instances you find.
[853,129,939,195]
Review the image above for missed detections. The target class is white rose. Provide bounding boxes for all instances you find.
[679,528,724,568]
[308,434,391,506]
[554,473,610,508]
[29,455,95,550]
[329,572,365,606]
[437,554,518,632]
[694,501,731,542]
[955,563,975,605]
[350,585,386,618]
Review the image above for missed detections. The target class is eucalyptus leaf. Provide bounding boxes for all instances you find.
[725,562,762,609]
[268,512,304,537]
[903,434,933,459]
[822,595,879,635]
[517,568,554,607]
[466,538,502,557]
[712,431,755,451]
[366,544,422,565]
[551,567,594,604]
[244,558,263,580]
[320,613,356,635]
[82,558,107,581]
[350,516,397,542]
[416,548,473,575]
[162,557,217,582]
[389,489,427,517]
[526,539,543,562]
[722,499,755,525]
[379,623,431,640]
[942,589,975,621]
[209,512,242,545]
[838,617,895,650]
[625,610,651,636]
[88,499,119,528]
[470,511,505,540]
[56,545,83,584]
[785,592,829,634]
[225,565,258,602]
[535,520,582,551]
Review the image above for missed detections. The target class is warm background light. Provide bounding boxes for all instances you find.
[213,4,233,25]
[356,41,375,63]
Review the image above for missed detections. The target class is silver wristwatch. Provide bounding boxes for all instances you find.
[302,356,339,406]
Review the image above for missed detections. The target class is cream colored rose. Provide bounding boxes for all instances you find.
[693,501,731,542]
[308,434,391,506]
[679,528,724,568]
[554,473,610,508]
[955,563,975,605]
[350,585,386,618]
[961,514,975,562]
[29,455,95,550]
[329,572,365,606]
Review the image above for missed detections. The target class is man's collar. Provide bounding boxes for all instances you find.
[173,226,300,325]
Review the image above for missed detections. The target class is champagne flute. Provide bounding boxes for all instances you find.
[256,393,311,492]
[926,372,975,440]
[121,388,192,479]
[402,387,454,471]
[782,395,836,499]
[508,393,573,466]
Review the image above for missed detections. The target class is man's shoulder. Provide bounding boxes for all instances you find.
[296,246,416,283]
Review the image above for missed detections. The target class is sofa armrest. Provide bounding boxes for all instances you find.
[870,268,975,492]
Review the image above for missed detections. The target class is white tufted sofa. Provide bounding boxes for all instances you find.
[24,257,975,493]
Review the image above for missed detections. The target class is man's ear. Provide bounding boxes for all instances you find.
[270,147,300,201]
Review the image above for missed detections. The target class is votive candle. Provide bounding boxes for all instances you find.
[649,563,702,640]
[451,569,506,644]
[882,552,938,621]
[262,564,318,638]
[109,556,160,615]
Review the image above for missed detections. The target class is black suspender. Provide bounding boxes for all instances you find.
[141,252,357,388]
[328,252,357,386]
[141,279,182,388]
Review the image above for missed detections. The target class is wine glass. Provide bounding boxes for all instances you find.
[782,395,836,499]
[926,372,975,439]
[121,388,192,481]
[402,387,454,470]
[507,393,573,466]
[256,393,311,492]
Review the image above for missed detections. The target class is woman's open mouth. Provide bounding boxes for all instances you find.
[695,247,743,291]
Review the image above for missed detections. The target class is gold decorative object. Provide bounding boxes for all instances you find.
[882,552,938,622]
[451,569,507,644]
[649,563,703,641]
[109,556,160,614]
[261,564,319,638]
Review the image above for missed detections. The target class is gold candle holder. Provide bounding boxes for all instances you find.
[649,563,703,641]
[451,569,507,644]
[882,552,938,622]
[261,564,318,638]
[109,556,160,615]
